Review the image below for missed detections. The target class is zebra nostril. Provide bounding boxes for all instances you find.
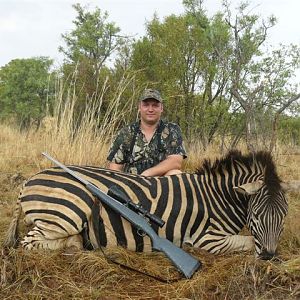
[259,249,276,260]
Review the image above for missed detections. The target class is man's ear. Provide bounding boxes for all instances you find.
[233,180,264,195]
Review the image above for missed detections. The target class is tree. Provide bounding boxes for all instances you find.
[256,46,300,151]
[0,57,54,129]
[224,1,300,151]
[130,7,232,144]
[60,3,123,76]
[59,3,126,118]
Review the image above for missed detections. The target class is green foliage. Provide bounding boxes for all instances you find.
[1,1,299,149]
[278,116,300,145]
[130,4,233,142]
[212,1,300,151]
[58,4,127,124]
[59,3,122,66]
[0,57,54,129]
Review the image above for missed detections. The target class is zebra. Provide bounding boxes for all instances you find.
[3,150,289,259]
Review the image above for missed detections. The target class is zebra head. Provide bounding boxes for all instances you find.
[235,180,288,260]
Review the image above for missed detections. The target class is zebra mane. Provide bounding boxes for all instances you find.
[195,150,282,194]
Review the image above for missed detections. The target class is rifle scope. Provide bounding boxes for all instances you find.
[108,185,165,228]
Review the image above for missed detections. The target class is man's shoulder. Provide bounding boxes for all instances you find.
[161,121,181,132]
[159,121,183,143]
[112,121,138,146]
[118,121,138,135]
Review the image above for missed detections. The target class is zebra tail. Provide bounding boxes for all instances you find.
[2,197,22,248]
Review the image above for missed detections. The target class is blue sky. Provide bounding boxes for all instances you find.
[1,0,300,68]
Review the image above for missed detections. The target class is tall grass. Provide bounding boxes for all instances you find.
[0,70,143,176]
[46,70,142,166]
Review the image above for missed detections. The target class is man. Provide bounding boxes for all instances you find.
[107,89,187,176]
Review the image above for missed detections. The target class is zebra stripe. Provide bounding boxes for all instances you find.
[3,150,288,259]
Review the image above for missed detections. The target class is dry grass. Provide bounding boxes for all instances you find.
[0,96,299,300]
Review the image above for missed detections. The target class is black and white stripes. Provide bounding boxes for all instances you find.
[4,150,288,258]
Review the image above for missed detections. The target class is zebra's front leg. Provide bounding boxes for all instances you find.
[221,235,254,253]
[194,233,254,254]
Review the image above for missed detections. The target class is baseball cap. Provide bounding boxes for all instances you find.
[139,89,163,103]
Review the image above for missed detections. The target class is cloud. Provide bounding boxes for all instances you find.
[0,15,18,32]
[0,0,299,68]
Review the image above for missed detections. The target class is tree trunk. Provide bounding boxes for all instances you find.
[245,108,257,153]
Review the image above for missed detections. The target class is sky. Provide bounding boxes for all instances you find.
[1,0,300,69]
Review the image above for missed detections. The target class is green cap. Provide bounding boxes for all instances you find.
[139,89,163,103]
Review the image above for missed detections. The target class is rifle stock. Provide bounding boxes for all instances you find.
[42,152,201,279]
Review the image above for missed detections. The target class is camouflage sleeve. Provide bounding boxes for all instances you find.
[107,126,131,164]
[164,123,187,158]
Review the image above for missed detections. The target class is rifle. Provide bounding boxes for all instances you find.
[107,185,165,228]
[42,152,201,279]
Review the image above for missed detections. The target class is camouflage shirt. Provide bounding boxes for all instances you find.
[107,120,187,174]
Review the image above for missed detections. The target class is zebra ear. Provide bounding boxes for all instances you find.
[234,180,264,195]
[281,180,300,192]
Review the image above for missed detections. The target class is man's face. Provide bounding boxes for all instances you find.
[138,99,163,125]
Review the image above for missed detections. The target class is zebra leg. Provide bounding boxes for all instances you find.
[221,235,255,253]
[21,226,83,250]
[195,234,254,254]
[21,218,84,250]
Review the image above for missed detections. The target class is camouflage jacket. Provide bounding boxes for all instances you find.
[107,120,187,174]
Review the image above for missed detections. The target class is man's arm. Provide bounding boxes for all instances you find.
[141,154,183,177]
[140,122,186,177]
[106,126,130,172]
[107,162,124,172]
